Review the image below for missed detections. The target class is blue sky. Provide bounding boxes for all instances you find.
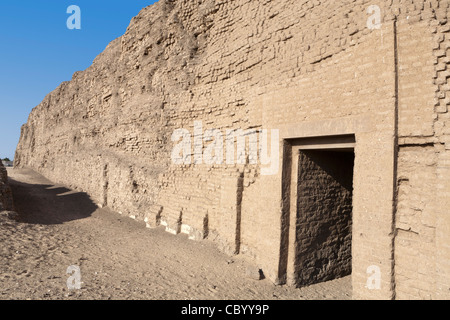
[0,0,158,160]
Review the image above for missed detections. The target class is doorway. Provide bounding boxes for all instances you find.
[280,135,355,288]
[294,148,354,286]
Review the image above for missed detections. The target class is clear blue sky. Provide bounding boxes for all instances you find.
[0,0,158,160]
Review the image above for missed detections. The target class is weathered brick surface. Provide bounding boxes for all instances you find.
[0,162,14,213]
[295,150,353,287]
[14,0,450,299]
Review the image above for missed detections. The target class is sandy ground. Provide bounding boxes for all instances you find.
[0,168,351,300]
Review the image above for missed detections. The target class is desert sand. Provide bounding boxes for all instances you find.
[1,168,351,300]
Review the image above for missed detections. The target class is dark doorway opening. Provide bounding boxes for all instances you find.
[294,149,354,287]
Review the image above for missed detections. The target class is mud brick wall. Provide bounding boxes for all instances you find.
[15,0,450,299]
[0,162,14,213]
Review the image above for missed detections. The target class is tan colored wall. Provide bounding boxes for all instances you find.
[394,16,450,299]
[14,0,450,299]
[0,162,14,213]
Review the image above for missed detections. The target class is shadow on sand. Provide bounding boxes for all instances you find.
[8,178,98,225]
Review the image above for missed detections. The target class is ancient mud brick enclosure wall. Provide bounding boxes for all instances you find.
[0,162,14,213]
[15,0,450,299]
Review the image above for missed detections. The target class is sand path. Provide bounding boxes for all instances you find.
[1,168,351,300]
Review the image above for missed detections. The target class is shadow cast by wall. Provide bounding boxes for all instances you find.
[8,178,98,225]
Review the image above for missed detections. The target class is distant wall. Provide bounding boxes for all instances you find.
[0,161,14,213]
